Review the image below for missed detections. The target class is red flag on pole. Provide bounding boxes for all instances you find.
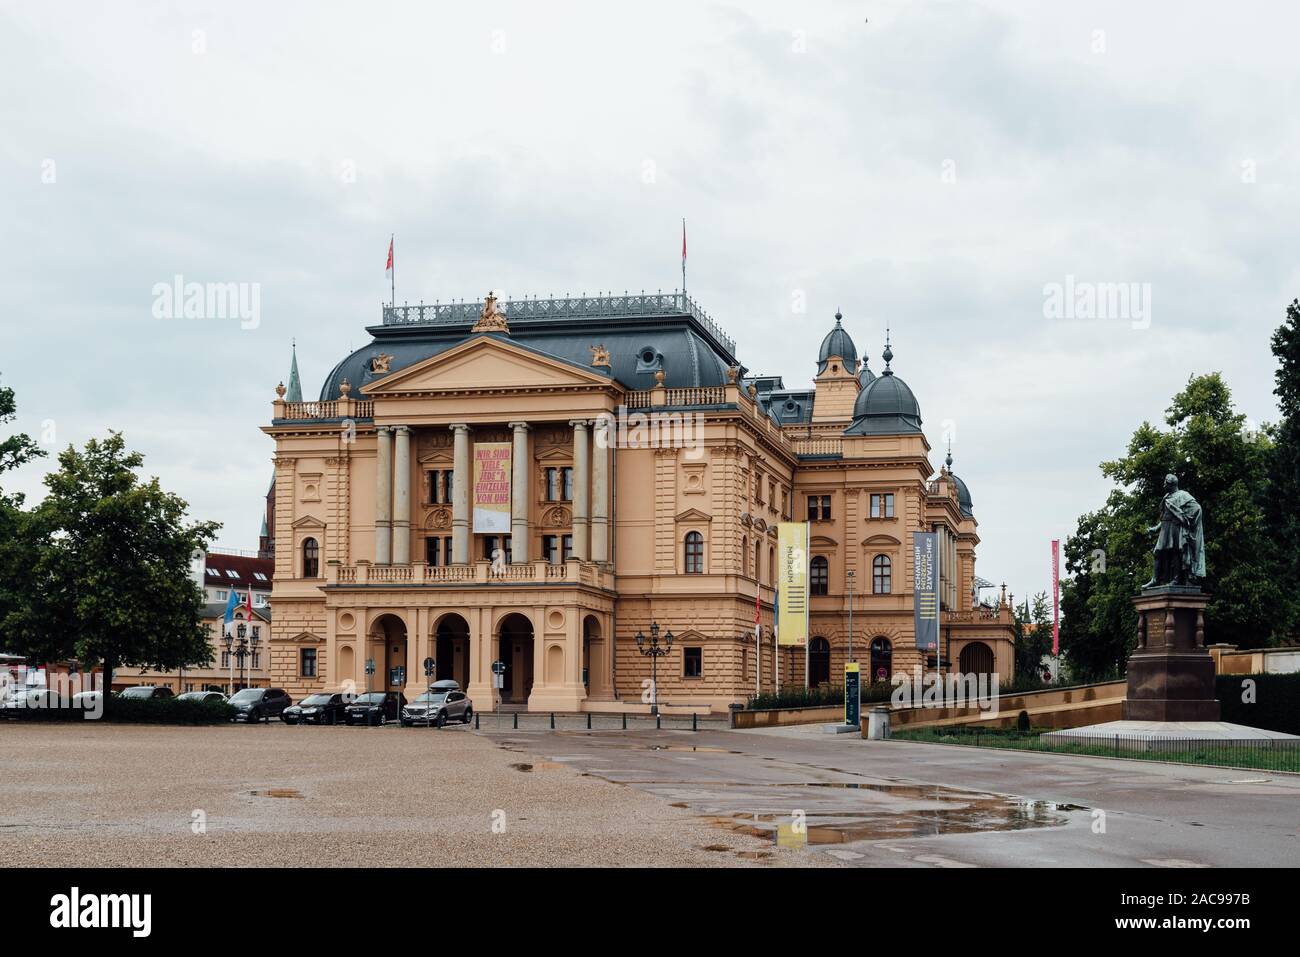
[385,237,393,279]
[1051,539,1060,656]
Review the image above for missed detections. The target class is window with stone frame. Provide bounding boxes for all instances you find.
[683,646,703,679]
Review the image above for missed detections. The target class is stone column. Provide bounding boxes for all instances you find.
[451,424,471,564]
[590,415,611,564]
[374,426,392,565]
[570,419,590,561]
[392,426,411,564]
[509,421,530,563]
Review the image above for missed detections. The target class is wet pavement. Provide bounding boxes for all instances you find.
[481,724,1300,867]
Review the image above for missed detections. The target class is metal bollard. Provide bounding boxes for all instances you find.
[656,713,661,730]
[550,712,555,730]
[513,712,518,730]
[474,712,479,730]
[692,712,698,732]
[586,712,592,730]
[622,712,627,731]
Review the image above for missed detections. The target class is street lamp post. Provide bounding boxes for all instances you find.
[846,569,855,663]
[225,623,253,692]
[634,621,674,716]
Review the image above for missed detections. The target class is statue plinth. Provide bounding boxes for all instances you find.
[1123,586,1219,721]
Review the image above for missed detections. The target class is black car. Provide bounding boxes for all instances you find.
[229,687,292,723]
[344,691,405,726]
[281,692,352,725]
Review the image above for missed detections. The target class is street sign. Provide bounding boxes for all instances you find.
[391,666,405,687]
[844,661,861,727]
[492,673,504,689]
[423,657,435,678]
[492,660,505,675]
[364,658,376,676]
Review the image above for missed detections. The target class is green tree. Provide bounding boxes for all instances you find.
[2,432,219,705]
[0,374,45,652]
[1265,300,1300,636]
[1059,373,1283,680]
[1013,593,1053,679]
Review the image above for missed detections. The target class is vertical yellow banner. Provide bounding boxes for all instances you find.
[472,442,512,533]
[777,521,808,647]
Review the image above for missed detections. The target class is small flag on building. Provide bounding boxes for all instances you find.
[222,588,239,636]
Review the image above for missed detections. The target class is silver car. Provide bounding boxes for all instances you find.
[400,680,472,727]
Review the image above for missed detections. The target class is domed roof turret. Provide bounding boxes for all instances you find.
[844,330,922,435]
[817,310,858,375]
[945,448,974,517]
[858,354,875,388]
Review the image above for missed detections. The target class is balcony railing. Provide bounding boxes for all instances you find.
[331,560,601,586]
[279,400,374,421]
[793,437,843,457]
[381,290,737,359]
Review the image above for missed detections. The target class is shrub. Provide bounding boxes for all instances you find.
[1016,709,1031,732]
[1217,673,1300,735]
[8,696,235,725]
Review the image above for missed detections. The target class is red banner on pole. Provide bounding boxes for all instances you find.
[1051,539,1060,656]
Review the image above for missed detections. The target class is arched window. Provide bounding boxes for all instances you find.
[810,556,829,596]
[684,531,704,574]
[872,554,891,594]
[302,538,320,578]
[870,637,893,683]
[809,637,831,687]
[741,536,749,577]
[755,541,763,582]
[769,547,775,585]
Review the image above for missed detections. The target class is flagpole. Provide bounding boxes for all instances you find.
[390,234,395,307]
[681,218,687,297]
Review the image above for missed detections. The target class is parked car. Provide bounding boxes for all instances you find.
[344,691,405,726]
[400,680,472,727]
[71,690,103,710]
[229,687,292,723]
[281,692,351,725]
[177,691,227,704]
[118,685,174,700]
[1,687,53,716]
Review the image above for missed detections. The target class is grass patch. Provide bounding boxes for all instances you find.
[893,725,1300,773]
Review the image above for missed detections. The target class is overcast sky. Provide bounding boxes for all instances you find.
[2,1,1295,603]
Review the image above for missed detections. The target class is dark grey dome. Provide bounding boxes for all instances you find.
[858,357,875,388]
[945,451,973,517]
[817,311,857,375]
[844,370,922,435]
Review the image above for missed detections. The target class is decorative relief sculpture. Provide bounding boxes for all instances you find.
[471,292,510,333]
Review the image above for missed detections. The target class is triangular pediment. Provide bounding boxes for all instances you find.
[361,336,614,395]
[291,515,326,530]
[674,507,712,524]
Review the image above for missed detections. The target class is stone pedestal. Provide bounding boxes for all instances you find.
[1123,586,1219,722]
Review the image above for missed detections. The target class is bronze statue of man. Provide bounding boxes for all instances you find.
[1143,473,1206,588]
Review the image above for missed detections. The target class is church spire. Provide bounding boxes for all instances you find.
[882,326,894,375]
[286,339,302,403]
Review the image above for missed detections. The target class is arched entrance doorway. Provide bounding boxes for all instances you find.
[808,637,831,688]
[959,641,995,676]
[497,613,535,704]
[869,637,893,685]
[433,613,470,689]
[370,614,408,693]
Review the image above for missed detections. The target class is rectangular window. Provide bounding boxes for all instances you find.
[426,537,440,566]
[427,471,438,505]
[562,467,574,501]
[562,535,574,561]
[221,651,231,668]
[545,468,558,502]
[683,647,703,679]
[483,536,512,564]
[443,470,454,504]
[542,535,558,565]
[251,652,260,669]
[301,648,317,678]
[445,537,453,563]
[807,496,819,521]
[870,493,895,518]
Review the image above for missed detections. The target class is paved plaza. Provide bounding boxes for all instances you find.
[4,721,1298,867]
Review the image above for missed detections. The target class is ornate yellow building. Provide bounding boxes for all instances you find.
[262,293,1014,712]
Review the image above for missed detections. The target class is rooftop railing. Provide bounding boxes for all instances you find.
[381,290,737,358]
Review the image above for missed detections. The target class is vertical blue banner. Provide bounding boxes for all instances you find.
[913,532,939,652]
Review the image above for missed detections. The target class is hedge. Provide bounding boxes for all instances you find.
[1217,673,1300,736]
[4,697,236,725]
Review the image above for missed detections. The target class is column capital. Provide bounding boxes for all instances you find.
[394,424,410,434]
[569,418,590,429]
[449,423,470,434]
[376,425,392,435]
[508,421,531,432]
